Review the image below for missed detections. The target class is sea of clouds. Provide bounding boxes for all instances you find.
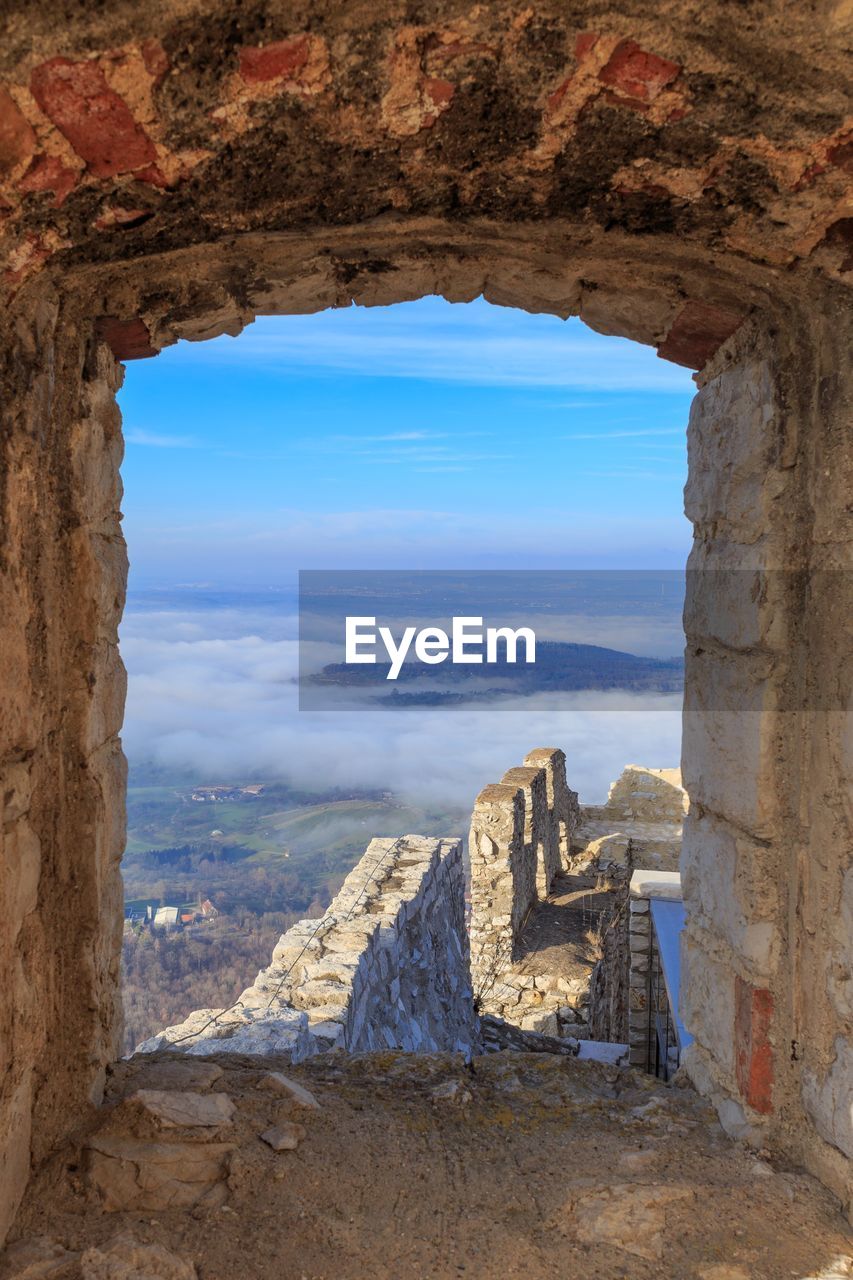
[120,597,683,807]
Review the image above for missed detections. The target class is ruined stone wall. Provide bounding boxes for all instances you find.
[572,764,686,871]
[0,299,127,1245]
[138,835,479,1061]
[469,748,578,997]
[0,265,849,1245]
[679,308,853,1216]
[588,890,630,1045]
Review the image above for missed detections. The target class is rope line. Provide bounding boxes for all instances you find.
[263,835,405,1010]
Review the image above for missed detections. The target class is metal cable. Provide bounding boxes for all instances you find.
[163,836,406,1046]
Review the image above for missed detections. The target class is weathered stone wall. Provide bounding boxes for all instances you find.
[137,835,479,1061]
[0,2,849,304]
[469,748,578,996]
[1,264,849,1244]
[625,870,685,1070]
[588,890,630,1045]
[469,747,592,1042]
[523,746,580,889]
[680,310,853,1217]
[572,764,686,871]
[0,300,127,1245]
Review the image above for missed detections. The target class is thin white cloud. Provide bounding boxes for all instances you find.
[582,469,679,481]
[125,428,200,448]
[166,302,695,395]
[125,505,691,571]
[341,430,451,442]
[566,428,685,440]
[415,465,471,473]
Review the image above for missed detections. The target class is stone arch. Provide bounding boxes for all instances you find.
[1,0,850,1238]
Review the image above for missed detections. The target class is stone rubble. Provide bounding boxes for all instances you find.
[258,1073,320,1110]
[6,1048,851,1280]
[563,1183,695,1261]
[126,1091,235,1130]
[259,1123,306,1152]
[0,1233,198,1280]
[84,1137,235,1212]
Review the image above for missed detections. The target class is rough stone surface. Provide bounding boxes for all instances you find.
[0,1233,197,1280]
[0,4,850,299]
[257,1073,320,1110]
[568,1183,695,1261]
[126,1090,235,1130]
[259,1122,305,1152]
[680,312,853,1218]
[573,764,687,871]
[84,1137,235,1212]
[80,1233,197,1280]
[469,747,579,1002]
[588,885,630,1044]
[136,836,478,1061]
[5,1051,852,1280]
[473,750,636,1049]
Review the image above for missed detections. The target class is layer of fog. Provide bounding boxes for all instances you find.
[121,601,682,807]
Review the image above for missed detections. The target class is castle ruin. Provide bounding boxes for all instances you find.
[0,0,850,1266]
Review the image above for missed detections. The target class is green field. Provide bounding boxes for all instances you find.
[123,781,468,916]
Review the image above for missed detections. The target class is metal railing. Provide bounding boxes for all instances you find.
[646,896,692,1080]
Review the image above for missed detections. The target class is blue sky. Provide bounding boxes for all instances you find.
[118,296,695,585]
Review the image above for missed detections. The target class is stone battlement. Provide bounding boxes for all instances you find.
[468,747,580,994]
[138,835,479,1062]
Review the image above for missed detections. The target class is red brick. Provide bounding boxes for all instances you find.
[0,86,36,176]
[30,57,157,178]
[95,316,157,361]
[599,39,681,102]
[826,136,853,173]
[574,32,599,61]
[239,37,311,84]
[734,976,774,1114]
[19,154,78,205]
[601,88,650,115]
[657,300,744,369]
[424,78,455,107]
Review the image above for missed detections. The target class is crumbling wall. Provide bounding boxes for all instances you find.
[137,836,479,1061]
[523,747,580,890]
[469,748,578,995]
[0,302,127,1246]
[469,747,585,1037]
[588,890,630,1045]
[572,764,687,871]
